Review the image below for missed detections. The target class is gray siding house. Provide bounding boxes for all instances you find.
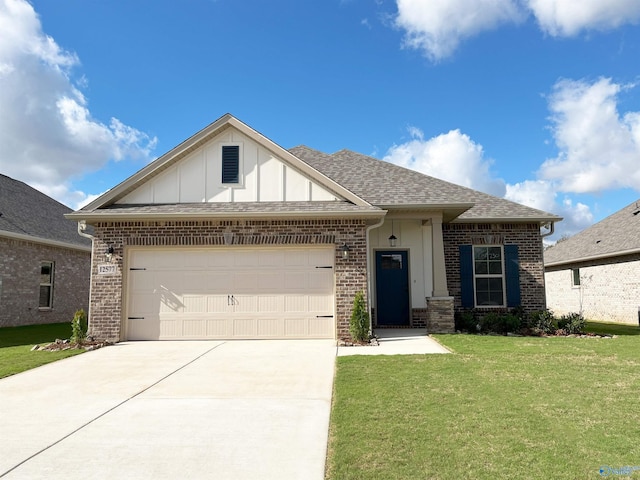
[0,174,91,327]
[545,199,640,324]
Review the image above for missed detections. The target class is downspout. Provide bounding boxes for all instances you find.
[365,216,386,337]
[540,221,555,310]
[77,221,95,336]
[540,221,555,238]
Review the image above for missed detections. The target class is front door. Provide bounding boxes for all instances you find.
[375,250,410,326]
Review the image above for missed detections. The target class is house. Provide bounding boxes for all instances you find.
[0,174,91,327]
[66,114,561,342]
[545,199,640,325]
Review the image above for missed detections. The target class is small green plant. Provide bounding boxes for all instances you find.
[528,310,557,335]
[349,291,370,343]
[455,309,478,332]
[70,309,88,345]
[558,312,586,334]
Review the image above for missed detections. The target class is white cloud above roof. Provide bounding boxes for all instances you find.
[0,0,156,208]
[394,0,640,60]
[383,127,507,197]
[539,77,640,194]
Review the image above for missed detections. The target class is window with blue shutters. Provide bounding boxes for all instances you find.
[221,145,240,184]
[459,244,521,308]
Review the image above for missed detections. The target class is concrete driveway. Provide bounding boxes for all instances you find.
[0,340,336,480]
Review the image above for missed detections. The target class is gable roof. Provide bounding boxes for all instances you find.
[545,199,640,267]
[75,114,370,213]
[0,174,91,250]
[290,146,560,223]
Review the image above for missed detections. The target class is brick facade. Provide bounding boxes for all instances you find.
[0,237,91,327]
[88,218,368,342]
[545,253,640,324]
[443,222,546,314]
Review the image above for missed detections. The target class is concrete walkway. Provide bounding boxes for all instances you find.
[337,328,451,356]
[0,340,335,480]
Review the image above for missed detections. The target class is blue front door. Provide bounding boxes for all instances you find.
[375,250,410,326]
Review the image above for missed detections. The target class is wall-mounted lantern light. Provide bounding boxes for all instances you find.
[388,220,397,247]
[105,245,115,263]
[223,232,234,245]
[341,243,351,260]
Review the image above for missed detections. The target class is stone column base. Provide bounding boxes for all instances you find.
[427,297,455,333]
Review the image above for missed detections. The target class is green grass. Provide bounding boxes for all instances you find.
[327,328,640,480]
[585,320,640,336]
[0,323,84,379]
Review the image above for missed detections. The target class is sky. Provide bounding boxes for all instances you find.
[2,0,640,243]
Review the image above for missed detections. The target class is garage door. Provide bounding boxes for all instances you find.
[125,246,335,340]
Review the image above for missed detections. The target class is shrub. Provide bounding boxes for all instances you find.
[349,291,370,343]
[71,309,88,345]
[455,310,478,332]
[558,312,585,334]
[528,310,557,335]
[479,312,521,334]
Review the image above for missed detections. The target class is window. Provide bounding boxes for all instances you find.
[39,261,54,309]
[460,244,521,308]
[572,268,581,286]
[221,145,240,184]
[473,246,505,306]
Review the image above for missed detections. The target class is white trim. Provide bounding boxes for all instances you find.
[472,245,506,308]
[0,230,91,252]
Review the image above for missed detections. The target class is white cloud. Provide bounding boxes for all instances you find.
[0,0,156,207]
[505,180,593,239]
[393,0,640,60]
[528,0,640,36]
[384,126,595,242]
[539,77,640,194]
[383,127,506,197]
[394,0,523,61]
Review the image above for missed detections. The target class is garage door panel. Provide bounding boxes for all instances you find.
[207,296,228,313]
[233,272,258,291]
[126,247,335,340]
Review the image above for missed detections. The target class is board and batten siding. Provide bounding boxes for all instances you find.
[368,219,434,309]
[116,126,338,204]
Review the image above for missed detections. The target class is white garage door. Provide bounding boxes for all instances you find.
[125,246,335,340]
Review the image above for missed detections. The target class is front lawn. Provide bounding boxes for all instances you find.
[327,324,640,479]
[0,323,84,379]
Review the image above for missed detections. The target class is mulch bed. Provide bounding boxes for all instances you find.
[31,338,113,352]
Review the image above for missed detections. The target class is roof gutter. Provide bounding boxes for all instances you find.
[545,246,640,268]
[540,221,555,238]
[65,209,387,222]
[0,230,92,252]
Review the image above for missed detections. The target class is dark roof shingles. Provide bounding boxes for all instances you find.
[289,146,559,221]
[544,199,640,265]
[0,174,89,247]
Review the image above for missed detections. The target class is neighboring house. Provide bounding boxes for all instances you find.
[66,114,561,342]
[545,199,640,325]
[0,174,91,327]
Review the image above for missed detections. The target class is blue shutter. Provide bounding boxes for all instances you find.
[459,245,474,308]
[222,145,239,183]
[504,245,521,307]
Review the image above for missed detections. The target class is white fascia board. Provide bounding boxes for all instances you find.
[65,209,387,222]
[453,215,563,224]
[545,247,640,268]
[0,230,92,252]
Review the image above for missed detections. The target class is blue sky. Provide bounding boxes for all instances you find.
[2,0,640,242]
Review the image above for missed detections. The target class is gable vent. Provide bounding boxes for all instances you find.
[222,145,240,184]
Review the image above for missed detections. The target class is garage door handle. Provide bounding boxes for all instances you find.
[315,266,333,269]
[128,317,145,320]
[129,268,146,271]
[316,315,334,318]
